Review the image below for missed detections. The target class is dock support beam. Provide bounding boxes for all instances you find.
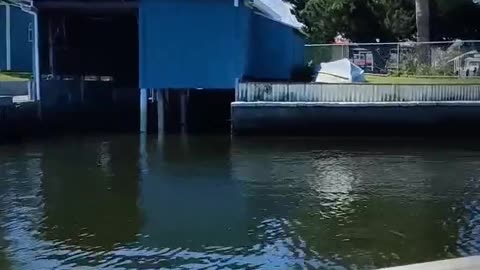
[180,89,188,133]
[140,88,148,133]
[48,17,54,75]
[5,4,11,70]
[80,77,85,104]
[156,90,164,135]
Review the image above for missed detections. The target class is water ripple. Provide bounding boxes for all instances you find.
[1,136,480,269]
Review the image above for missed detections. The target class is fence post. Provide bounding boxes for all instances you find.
[396,43,400,74]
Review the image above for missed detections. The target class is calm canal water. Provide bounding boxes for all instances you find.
[0,135,480,269]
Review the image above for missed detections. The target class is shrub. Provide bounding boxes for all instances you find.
[291,65,316,82]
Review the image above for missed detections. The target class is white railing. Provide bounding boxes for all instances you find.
[236,82,480,103]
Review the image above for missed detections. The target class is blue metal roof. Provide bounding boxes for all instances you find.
[31,0,302,30]
[251,0,303,30]
[29,0,304,45]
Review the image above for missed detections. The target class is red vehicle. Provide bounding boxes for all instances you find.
[352,48,374,71]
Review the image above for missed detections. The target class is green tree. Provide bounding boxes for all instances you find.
[298,0,414,43]
[0,0,21,4]
[431,0,480,40]
[0,0,32,8]
[300,0,351,43]
[372,0,415,41]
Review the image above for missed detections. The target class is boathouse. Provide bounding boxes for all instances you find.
[1,0,305,133]
[0,3,33,72]
[32,0,306,132]
[33,0,305,88]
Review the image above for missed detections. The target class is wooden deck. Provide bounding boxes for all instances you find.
[378,256,480,270]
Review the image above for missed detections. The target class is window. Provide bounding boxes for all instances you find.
[28,23,33,42]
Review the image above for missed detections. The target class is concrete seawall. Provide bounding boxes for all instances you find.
[232,83,480,135]
[1,78,235,139]
[378,256,480,270]
[0,81,30,96]
[0,78,140,140]
[0,96,13,106]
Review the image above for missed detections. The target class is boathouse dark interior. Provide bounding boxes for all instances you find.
[32,2,140,132]
[38,3,139,88]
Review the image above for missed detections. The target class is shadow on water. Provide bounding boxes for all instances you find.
[141,136,249,248]
[0,135,480,269]
[0,220,11,270]
[38,136,142,251]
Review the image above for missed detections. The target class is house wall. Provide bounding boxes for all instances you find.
[0,6,6,70]
[0,5,32,72]
[139,0,252,89]
[246,13,305,81]
[10,6,33,72]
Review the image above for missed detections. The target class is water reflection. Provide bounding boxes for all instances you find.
[0,136,480,269]
[457,177,480,256]
[230,138,480,269]
[140,136,248,248]
[0,148,45,269]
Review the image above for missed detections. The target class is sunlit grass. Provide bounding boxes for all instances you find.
[365,74,480,85]
[0,72,31,81]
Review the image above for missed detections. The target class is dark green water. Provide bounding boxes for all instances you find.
[1,135,480,270]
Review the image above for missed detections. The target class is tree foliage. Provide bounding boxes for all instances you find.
[431,0,480,40]
[291,0,480,43]
[0,0,33,10]
[0,0,25,5]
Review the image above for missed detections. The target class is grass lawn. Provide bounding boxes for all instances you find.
[365,74,480,85]
[0,72,31,81]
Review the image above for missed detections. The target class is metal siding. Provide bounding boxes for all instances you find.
[237,83,480,102]
[0,6,6,70]
[292,31,305,70]
[139,0,250,89]
[246,13,305,81]
[237,5,251,82]
[10,6,32,72]
[247,14,289,80]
